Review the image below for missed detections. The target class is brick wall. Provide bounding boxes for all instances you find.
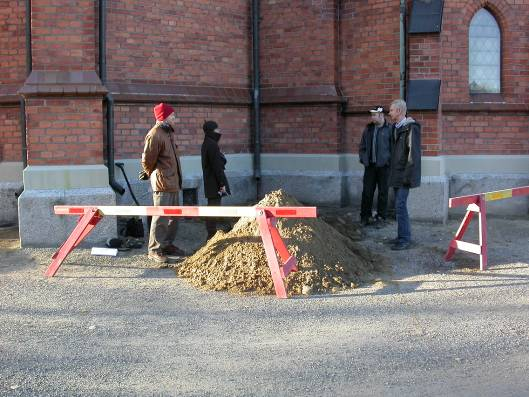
[114,104,251,159]
[0,0,26,84]
[0,108,22,162]
[4,0,529,169]
[411,112,440,156]
[106,0,249,86]
[408,34,440,80]
[260,0,337,88]
[261,105,340,153]
[345,114,369,155]
[341,0,400,107]
[0,0,25,163]
[31,0,97,71]
[442,112,529,154]
[25,98,103,165]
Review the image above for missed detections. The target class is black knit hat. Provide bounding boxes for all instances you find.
[203,120,218,133]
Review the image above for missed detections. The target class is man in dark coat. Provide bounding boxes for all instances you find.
[201,120,231,240]
[358,106,392,226]
[388,99,422,250]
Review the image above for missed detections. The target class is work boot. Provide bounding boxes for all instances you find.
[163,244,186,257]
[148,250,168,263]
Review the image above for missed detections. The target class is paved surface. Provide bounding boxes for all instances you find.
[1,217,529,396]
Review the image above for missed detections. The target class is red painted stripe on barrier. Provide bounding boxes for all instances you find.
[163,209,182,215]
[449,195,479,208]
[512,186,529,197]
[69,208,86,214]
[260,207,317,218]
[275,209,297,216]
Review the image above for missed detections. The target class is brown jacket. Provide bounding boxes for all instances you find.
[141,123,182,192]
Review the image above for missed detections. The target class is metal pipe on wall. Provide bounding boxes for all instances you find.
[399,0,407,100]
[251,0,262,200]
[99,0,125,195]
[21,0,32,169]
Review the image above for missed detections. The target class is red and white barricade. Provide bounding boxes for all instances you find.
[445,185,529,270]
[47,205,317,299]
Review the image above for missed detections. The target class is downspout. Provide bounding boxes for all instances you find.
[251,0,261,199]
[399,0,407,99]
[99,0,125,195]
[21,0,31,169]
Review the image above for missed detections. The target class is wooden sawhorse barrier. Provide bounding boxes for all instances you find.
[444,185,529,270]
[46,205,317,299]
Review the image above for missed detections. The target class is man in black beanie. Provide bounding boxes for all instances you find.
[201,120,231,240]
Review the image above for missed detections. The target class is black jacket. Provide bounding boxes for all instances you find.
[359,121,392,168]
[201,132,231,199]
[388,118,421,188]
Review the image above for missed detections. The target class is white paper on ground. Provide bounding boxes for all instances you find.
[91,247,118,256]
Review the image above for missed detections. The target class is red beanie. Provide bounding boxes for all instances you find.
[153,103,174,121]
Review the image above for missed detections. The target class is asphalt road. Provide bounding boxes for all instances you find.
[1,217,529,396]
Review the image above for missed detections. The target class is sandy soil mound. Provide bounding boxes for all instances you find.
[177,190,385,296]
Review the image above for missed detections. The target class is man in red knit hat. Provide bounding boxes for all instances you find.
[140,103,186,264]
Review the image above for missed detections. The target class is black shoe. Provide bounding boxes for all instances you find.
[373,217,387,229]
[385,237,400,245]
[361,218,371,226]
[391,242,411,251]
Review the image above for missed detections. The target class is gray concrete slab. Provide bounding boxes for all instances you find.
[0,182,23,226]
[18,188,117,247]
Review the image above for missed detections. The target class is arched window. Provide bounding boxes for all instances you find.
[469,9,501,93]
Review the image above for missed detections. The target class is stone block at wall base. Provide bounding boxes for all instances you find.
[449,173,529,218]
[116,172,451,224]
[115,172,256,207]
[260,172,343,206]
[407,176,449,223]
[18,188,117,248]
[342,171,364,208]
[0,182,23,226]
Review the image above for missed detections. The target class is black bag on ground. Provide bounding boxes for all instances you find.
[124,217,144,238]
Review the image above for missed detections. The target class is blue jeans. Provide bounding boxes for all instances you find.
[394,187,411,244]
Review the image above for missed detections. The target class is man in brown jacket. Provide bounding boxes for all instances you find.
[140,103,185,263]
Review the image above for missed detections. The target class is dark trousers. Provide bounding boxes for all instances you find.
[206,196,222,239]
[394,187,411,243]
[360,164,390,221]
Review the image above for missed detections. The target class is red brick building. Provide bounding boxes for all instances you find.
[1,0,528,246]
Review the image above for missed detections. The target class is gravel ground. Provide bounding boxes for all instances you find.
[1,212,529,396]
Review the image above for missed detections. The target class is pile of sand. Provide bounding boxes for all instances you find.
[177,190,384,296]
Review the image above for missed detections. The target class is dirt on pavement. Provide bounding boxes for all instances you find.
[177,190,387,296]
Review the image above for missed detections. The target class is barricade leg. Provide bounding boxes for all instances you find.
[256,210,288,298]
[266,214,298,277]
[45,208,102,277]
[444,195,489,270]
[478,196,488,271]
[444,209,475,261]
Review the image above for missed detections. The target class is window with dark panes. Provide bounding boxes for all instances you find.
[469,9,500,93]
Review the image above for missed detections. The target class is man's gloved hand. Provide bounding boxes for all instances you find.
[138,170,149,180]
